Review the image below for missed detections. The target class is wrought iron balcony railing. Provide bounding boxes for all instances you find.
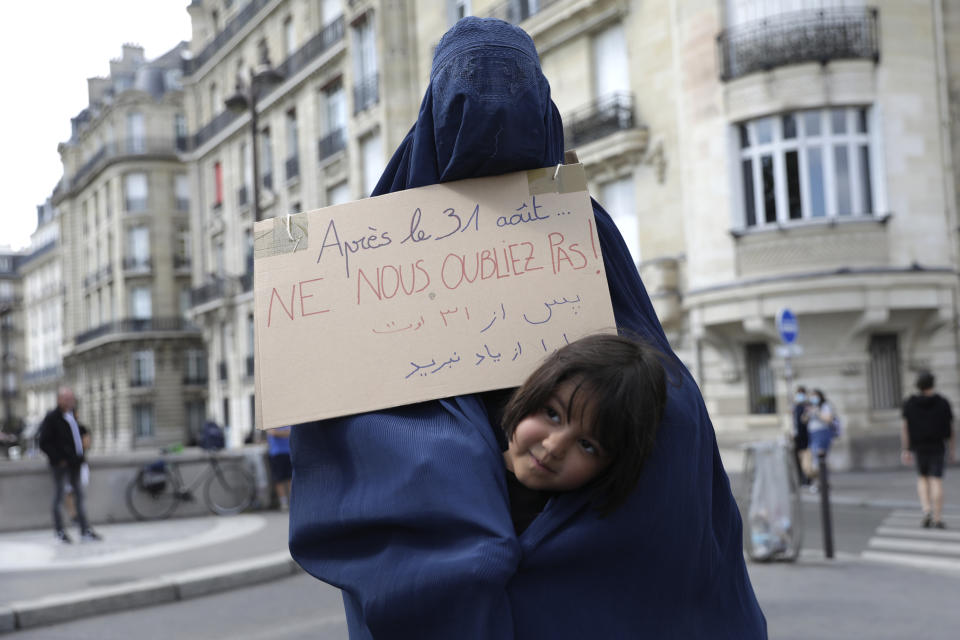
[353,73,379,114]
[186,17,346,153]
[174,255,192,270]
[123,256,152,272]
[74,317,198,345]
[275,16,345,82]
[183,0,272,76]
[191,277,227,307]
[717,7,880,81]
[126,197,149,213]
[72,138,180,190]
[23,365,63,384]
[318,127,346,161]
[563,92,636,149]
[183,372,208,386]
[130,375,154,388]
[486,0,560,24]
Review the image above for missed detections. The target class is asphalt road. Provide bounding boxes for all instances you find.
[16,502,960,639]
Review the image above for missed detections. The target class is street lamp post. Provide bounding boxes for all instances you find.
[224,53,284,223]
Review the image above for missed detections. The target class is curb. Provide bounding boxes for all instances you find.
[800,493,960,513]
[0,551,299,633]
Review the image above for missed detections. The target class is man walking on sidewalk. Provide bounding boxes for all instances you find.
[38,387,102,543]
[902,372,956,529]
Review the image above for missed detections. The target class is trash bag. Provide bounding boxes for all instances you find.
[744,441,801,561]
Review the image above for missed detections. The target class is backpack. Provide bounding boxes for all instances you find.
[200,421,226,450]
[829,413,842,438]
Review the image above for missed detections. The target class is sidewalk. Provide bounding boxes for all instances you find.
[2,467,959,634]
[0,511,295,633]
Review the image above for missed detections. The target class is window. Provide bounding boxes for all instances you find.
[209,82,221,120]
[239,140,252,194]
[175,174,190,211]
[592,23,629,100]
[447,0,471,25]
[599,176,639,265]
[132,350,155,386]
[134,403,155,438]
[179,286,191,316]
[214,238,225,277]
[285,109,299,180]
[261,128,274,189]
[352,16,378,112]
[187,400,206,442]
[360,131,383,197]
[130,286,152,319]
[327,181,350,206]
[185,348,207,383]
[175,113,187,150]
[745,343,776,414]
[284,16,296,58]
[737,106,874,228]
[127,227,150,267]
[213,161,224,207]
[322,0,342,26]
[222,397,231,427]
[869,334,901,410]
[124,173,148,212]
[126,111,144,153]
[244,229,254,273]
[319,81,347,159]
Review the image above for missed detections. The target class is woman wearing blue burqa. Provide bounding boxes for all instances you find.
[289,17,766,639]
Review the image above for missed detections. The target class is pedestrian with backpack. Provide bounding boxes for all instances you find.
[902,371,955,529]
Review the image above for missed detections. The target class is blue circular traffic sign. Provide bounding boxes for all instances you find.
[776,308,798,344]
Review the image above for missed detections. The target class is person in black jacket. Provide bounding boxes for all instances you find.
[38,387,101,543]
[902,372,956,529]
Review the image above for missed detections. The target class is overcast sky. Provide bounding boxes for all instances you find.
[0,1,192,251]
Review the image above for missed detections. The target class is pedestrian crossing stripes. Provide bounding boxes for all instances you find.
[861,510,960,573]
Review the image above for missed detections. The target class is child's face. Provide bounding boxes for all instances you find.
[503,381,610,492]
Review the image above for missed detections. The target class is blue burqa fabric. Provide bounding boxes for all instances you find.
[289,17,766,639]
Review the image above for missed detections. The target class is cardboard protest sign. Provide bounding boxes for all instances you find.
[253,163,615,429]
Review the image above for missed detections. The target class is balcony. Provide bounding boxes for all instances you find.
[74,317,198,346]
[285,155,300,181]
[183,371,208,386]
[126,197,149,213]
[183,0,272,76]
[189,109,241,151]
[353,73,379,114]
[717,7,880,82]
[185,16,346,153]
[191,277,227,307]
[275,16,345,82]
[123,256,153,273]
[22,365,63,384]
[72,138,180,194]
[486,0,560,24]
[564,92,636,149]
[318,128,346,161]
[130,375,154,388]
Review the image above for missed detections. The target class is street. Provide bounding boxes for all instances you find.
[12,502,960,639]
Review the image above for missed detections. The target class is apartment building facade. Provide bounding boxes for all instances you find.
[182,0,419,446]
[52,44,206,453]
[0,249,25,442]
[19,199,65,439]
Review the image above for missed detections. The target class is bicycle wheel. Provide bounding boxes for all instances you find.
[126,468,179,520]
[204,464,255,515]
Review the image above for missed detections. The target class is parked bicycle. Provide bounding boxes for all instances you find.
[126,447,256,520]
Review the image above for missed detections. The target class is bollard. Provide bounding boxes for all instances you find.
[817,451,834,559]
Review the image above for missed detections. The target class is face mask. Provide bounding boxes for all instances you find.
[810,397,821,406]
[795,393,806,403]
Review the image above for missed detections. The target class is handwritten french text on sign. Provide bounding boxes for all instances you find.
[253,164,615,429]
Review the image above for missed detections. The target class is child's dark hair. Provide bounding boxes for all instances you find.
[501,333,668,515]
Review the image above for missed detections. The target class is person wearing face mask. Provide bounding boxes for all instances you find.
[804,389,835,481]
[792,386,811,486]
